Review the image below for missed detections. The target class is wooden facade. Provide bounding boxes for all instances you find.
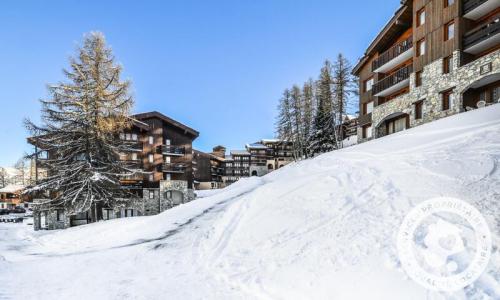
[353,0,500,138]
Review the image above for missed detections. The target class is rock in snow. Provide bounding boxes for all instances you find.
[1,105,500,299]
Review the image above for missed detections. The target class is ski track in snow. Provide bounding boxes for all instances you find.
[1,105,500,299]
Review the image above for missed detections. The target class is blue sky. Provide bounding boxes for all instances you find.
[0,0,399,166]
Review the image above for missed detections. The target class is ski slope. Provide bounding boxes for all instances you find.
[1,105,500,299]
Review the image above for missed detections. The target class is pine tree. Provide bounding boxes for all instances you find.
[14,158,27,186]
[276,89,293,142]
[25,32,135,221]
[0,168,6,188]
[290,85,304,159]
[309,60,336,156]
[332,54,358,145]
[301,79,315,157]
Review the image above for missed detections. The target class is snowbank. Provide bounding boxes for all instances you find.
[2,105,500,299]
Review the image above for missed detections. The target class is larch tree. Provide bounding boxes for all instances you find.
[332,53,358,145]
[290,85,304,160]
[276,89,293,142]
[309,60,336,156]
[301,79,315,157]
[25,32,135,222]
[0,168,6,188]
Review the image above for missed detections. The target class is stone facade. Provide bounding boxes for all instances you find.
[33,179,195,230]
[364,49,500,140]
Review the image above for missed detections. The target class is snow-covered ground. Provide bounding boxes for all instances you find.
[1,105,500,299]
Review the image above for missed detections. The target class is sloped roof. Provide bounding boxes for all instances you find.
[230,150,250,156]
[132,111,199,138]
[352,1,412,75]
[0,185,24,194]
[246,143,268,149]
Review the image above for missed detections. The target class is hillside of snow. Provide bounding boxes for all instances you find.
[1,105,500,299]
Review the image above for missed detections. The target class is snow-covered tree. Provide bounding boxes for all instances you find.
[276,89,293,143]
[25,32,135,221]
[0,168,6,188]
[301,79,315,157]
[309,60,336,155]
[332,54,358,144]
[290,85,304,159]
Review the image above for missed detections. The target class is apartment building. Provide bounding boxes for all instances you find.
[223,150,251,185]
[353,0,500,142]
[29,111,199,230]
[193,147,225,190]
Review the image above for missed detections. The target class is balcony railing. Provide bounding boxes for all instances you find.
[372,37,413,71]
[121,160,142,170]
[158,145,185,156]
[372,64,413,96]
[463,0,488,15]
[121,141,143,152]
[161,163,186,173]
[463,16,500,49]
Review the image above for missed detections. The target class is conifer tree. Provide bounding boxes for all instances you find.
[25,32,135,221]
[276,89,293,143]
[301,79,315,157]
[290,85,304,159]
[309,60,336,155]
[332,53,358,145]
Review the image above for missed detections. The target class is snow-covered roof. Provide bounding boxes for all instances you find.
[0,185,24,194]
[261,139,281,144]
[246,143,268,149]
[230,150,250,156]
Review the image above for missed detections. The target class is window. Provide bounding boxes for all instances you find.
[148,154,154,163]
[417,39,426,56]
[415,71,423,87]
[362,124,372,139]
[120,133,125,140]
[166,191,172,199]
[131,153,137,161]
[364,101,374,114]
[364,78,374,92]
[149,174,154,182]
[415,100,424,120]
[149,191,155,199]
[480,63,492,75]
[493,86,500,103]
[165,139,171,146]
[442,90,453,110]
[148,136,154,145]
[445,22,454,41]
[131,134,138,141]
[443,55,453,74]
[165,156,171,163]
[444,0,454,7]
[56,210,63,222]
[388,117,407,134]
[165,174,171,181]
[417,8,426,27]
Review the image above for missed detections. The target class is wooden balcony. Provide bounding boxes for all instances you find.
[372,37,413,73]
[161,163,186,173]
[122,141,143,152]
[121,160,142,170]
[372,64,413,97]
[463,15,500,54]
[158,145,185,156]
[463,0,500,20]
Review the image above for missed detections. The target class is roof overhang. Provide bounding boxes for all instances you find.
[353,1,413,75]
[132,111,199,138]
